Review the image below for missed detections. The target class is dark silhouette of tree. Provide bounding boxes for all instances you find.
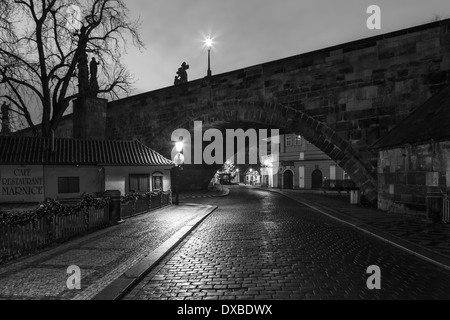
[0,0,144,137]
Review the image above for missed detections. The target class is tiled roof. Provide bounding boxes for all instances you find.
[0,136,173,166]
[373,85,450,150]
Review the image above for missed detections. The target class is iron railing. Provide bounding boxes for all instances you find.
[0,206,109,263]
[120,191,172,219]
[322,179,357,193]
[443,193,450,224]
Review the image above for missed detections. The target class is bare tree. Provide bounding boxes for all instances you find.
[0,0,144,137]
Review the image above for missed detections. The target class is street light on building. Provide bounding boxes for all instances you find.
[173,138,184,205]
[205,36,213,78]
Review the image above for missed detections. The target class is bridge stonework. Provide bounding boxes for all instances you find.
[105,20,450,203]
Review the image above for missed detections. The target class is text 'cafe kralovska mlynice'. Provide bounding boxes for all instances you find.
[0,136,174,204]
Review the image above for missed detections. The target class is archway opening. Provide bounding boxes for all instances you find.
[311,169,323,189]
[283,170,294,189]
[157,102,378,205]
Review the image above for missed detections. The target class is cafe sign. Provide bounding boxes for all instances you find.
[0,165,45,203]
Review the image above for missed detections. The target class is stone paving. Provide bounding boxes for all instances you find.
[179,187,230,200]
[0,204,214,300]
[124,186,450,300]
[272,189,450,259]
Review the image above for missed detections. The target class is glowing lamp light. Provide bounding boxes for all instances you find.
[205,37,213,49]
[175,141,184,153]
[173,153,184,167]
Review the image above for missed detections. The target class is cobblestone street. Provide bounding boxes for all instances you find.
[124,186,450,300]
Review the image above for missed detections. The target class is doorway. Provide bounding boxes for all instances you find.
[283,170,294,189]
[311,169,323,189]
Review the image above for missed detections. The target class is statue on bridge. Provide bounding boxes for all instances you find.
[1,101,11,135]
[174,62,189,85]
[76,25,89,98]
[75,25,100,98]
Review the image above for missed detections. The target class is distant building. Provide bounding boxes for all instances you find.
[262,134,349,189]
[245,169,261,186]
[0,136,173,204]
[373,85,450,218]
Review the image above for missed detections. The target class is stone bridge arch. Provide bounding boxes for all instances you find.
[155,99,378,203]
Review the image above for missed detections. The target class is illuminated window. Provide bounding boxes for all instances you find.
[299,152,305,160]
[152,172,164,191]
[285,136,292,147]
[295,136,302,145]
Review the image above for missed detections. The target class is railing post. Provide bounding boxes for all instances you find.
[105,190,124,225]
[443,194,450,224]
[84,207,90,231]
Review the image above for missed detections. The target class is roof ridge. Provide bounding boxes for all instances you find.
[372,85,450,150]
[0,136,173,166]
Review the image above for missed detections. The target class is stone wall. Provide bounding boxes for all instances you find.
[73,98,107,140]
[378,141,450,215]
[106,19,450,174]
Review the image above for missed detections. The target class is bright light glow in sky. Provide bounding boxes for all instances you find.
[205,37,213,49]
[111,1,450,95]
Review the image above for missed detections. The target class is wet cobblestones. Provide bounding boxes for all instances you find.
[124,187,450,300]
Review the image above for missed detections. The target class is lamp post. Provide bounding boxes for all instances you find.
[205,36,213,78]
[173,138,184,205]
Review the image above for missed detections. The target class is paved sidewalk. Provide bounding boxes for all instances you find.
[0,204,216,300]
[260,188,450,270]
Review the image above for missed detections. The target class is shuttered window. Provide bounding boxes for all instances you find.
[129,174,150,193]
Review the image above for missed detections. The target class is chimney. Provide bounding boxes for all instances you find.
[1,102,11,136]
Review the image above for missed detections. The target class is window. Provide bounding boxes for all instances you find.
[129,174,150,193]
[330,165,336,180]
[299,152,305,160]
[343,171,350,180]
[58,177,80,194]
[285,136,292,147]
[295,136,302,146]
[152,172,164,191]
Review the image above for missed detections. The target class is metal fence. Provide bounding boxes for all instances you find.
[0,206,109,263]
[322,179,357,192]
[121,191,172,219]
[1,191,172,263]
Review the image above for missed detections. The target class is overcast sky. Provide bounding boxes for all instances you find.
[120,0,450,95]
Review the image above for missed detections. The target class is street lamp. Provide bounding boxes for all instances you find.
[176,140,184,154]
[205,36,213,77]
[173,138,184,205]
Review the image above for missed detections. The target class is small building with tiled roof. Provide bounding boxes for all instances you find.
[372,85,450,220]
[0,136,174,203]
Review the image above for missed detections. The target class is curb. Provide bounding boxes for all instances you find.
[91,205,218,300]
[259,188,450,272]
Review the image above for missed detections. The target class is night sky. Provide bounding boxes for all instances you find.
[122,0,450,94]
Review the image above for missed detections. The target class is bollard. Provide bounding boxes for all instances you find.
[105,190,124,225]
[426,192,443,223]
[350,190,361,205]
